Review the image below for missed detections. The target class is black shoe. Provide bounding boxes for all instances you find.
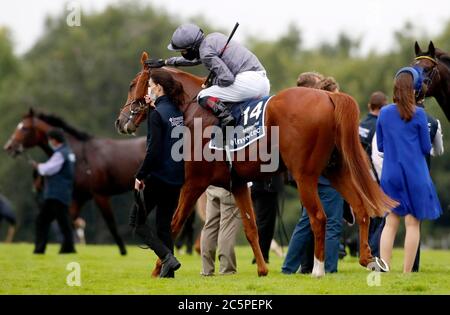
[59,249,77,254]
[165,270,175,278]
[160,253,181,278]
[347,238,359,257]
[60,245,76,254]
[300,266,312,274]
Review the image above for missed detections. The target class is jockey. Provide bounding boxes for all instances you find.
[148,23,270,129]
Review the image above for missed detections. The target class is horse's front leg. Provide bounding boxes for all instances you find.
[151,180,209,278]
[232,182,268,277]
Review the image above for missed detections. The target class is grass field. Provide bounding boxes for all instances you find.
[1,243,449,294]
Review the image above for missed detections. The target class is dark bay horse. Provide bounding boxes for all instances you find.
[116,52,397,277]
[4,109,147,255]
[413,41,450,121]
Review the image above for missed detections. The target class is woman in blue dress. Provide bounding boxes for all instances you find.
[377,67,442,273]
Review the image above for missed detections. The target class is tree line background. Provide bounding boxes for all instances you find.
[0,1,449,247]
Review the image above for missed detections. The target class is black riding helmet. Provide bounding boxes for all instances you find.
[167,23,204,60]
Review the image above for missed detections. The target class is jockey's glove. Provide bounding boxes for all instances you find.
[144,58,166,68]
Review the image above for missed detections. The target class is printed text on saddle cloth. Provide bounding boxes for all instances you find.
[209,96,273,151]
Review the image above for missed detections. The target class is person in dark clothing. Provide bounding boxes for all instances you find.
[418,101,444,168]
[0,193,16,243]
[131,69,185,278]
[359,91,388,156]
[358,91,388,258]
[411,100,443,272]
[30,128,76,254]
[175,211,195,255]
[251,174,284,263]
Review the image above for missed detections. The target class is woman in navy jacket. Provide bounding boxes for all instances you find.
[131,69,185,278]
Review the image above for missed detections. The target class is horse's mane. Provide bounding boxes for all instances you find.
[164,66,203,77]
[161,67,217,128]
[35,112,93,141]
[435,48,450,70]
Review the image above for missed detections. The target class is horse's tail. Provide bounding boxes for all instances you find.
[329,92,397,217]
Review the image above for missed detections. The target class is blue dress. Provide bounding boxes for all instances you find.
[376,104,442,220]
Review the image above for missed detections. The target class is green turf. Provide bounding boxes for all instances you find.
[0,243,449,294]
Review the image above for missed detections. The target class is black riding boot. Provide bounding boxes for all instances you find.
[198,96,236,129]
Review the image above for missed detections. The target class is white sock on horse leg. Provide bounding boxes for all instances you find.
[312,256,325,278]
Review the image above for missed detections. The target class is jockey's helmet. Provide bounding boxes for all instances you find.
[167,23,204,52]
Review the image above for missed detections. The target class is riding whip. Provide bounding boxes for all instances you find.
[202,22,239,88]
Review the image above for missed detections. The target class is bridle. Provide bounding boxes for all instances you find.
[119,98,148,123]
[414,55,440,101]
[8,116,38,158]
[119,69,150,126]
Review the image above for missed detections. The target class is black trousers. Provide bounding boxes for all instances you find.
[252,191,278,262]
[34,199,75,254]
[130,177,181,260]
[175,210,195,254]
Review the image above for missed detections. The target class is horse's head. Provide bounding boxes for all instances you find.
[115,52,151,135]
[413,41,440,98]
[3,108,50,157]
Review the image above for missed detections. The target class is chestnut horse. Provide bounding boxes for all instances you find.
[413,41,450,121]
[116,52,397,277]
[4,109,147,255]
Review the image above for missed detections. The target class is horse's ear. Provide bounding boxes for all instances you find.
[141,51,149,67]
[428,41,436,58]
[28,107,35,117]
[414,41,422,56]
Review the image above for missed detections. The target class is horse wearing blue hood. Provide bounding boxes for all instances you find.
[413,41,450,121]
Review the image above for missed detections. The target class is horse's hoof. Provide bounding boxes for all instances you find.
[120,248,127,256]
[257,268,269,277]
[151,269,160,278]
[311,271,325,278]
[359,257,372,268]
[151,266,161,278]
